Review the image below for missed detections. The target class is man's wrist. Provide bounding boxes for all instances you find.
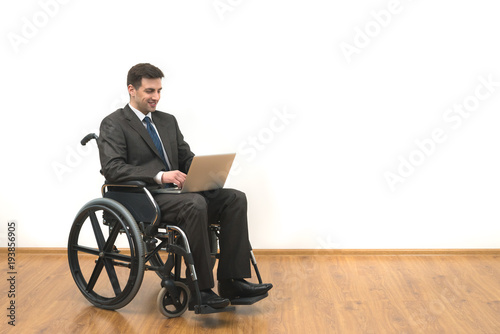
[154,171,164,184]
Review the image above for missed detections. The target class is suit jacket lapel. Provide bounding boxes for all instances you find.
[123,105,164,162]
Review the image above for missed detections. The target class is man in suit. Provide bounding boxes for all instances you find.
[98,63,272,310]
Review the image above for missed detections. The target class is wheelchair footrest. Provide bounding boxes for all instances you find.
[229,292,269,305]
[194,305,236,315]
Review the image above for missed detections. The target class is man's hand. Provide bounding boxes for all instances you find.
[161,170,187,188]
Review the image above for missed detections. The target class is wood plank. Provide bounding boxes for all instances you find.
[1,251,500,333]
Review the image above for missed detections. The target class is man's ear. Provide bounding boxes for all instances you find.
[127,84,136,97]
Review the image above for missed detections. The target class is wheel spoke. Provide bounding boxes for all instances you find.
[102,218,122,252]
[104,251,133,263]
[89,210,106,251]
[72,245,100,256]
[86,258,105,292]
[103,258,122,296]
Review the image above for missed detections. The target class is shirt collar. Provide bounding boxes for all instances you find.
[128,103,152,122]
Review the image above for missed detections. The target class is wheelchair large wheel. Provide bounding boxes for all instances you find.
[68,198,145,310]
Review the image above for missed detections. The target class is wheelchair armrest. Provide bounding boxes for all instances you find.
[102,181,149,195]
[103,180,147,188]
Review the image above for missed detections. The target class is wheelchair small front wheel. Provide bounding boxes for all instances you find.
[157,281,191,318]
[67,198,145,310]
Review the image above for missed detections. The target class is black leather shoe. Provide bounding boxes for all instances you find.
[218,279,273,300]
[189,289,230,310]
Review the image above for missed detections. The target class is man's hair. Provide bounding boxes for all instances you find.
[127,63,164,89]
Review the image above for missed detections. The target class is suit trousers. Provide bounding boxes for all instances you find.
[153,188,251,290]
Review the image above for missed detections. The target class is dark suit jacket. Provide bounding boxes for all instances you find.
[98,105,194,186]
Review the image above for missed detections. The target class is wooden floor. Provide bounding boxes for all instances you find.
[2,250,500,333]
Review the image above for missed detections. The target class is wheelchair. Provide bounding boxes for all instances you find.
[67,133,267,318]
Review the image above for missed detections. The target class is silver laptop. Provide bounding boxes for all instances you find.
[153,153,236,194]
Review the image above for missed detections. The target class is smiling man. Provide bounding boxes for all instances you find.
[97,63,272,310]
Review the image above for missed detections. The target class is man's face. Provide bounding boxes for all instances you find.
[128,78,162,114]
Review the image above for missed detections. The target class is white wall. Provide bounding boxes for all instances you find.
[1,0,499,249]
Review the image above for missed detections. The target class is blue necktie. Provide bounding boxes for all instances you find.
[143,116,169,170]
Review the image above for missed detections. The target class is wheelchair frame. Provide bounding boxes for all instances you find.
[67,134,266,318]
